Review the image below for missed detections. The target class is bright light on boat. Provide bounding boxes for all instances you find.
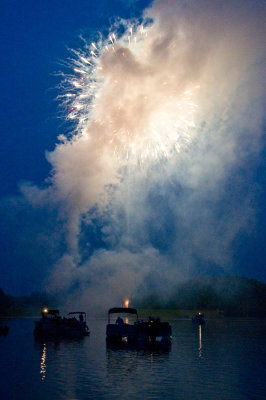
[43,308,48,313]
[124,299,129,308]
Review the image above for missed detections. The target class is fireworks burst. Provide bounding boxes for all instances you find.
[58,22,200,165]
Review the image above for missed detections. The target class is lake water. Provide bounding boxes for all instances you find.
[0,318,265,400]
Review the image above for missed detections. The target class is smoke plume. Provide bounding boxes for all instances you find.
[19,0,265,309]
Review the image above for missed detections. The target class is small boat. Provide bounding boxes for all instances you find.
[66,311,90,336]
[34,308,90,338]
[192,312,205,325]
[106,307,172,343]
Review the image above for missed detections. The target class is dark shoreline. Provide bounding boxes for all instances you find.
[1,275,266,318]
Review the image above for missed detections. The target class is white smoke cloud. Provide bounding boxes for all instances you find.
[20,0,265,307]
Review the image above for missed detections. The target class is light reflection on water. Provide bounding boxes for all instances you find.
[198,325,202,358]
[0,318,266,400]
[40,343,47,380]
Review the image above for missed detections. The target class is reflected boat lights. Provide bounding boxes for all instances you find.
[40,343,47,381]
[198,325,202,358]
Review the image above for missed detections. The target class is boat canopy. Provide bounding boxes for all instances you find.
[68,312,86,315]
[44,309,59,315]
[108,307,138,315]
[108,307,138,323]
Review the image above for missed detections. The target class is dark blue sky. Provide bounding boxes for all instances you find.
[0,0,265,297]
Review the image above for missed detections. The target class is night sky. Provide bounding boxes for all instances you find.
[0,0,265,306]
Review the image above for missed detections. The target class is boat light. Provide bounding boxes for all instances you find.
[124,299,129,308]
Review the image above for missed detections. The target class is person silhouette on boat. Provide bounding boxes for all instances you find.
[116,316,124,324]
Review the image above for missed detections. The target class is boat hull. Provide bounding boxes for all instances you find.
[106,322,172,343]
[34,320,89,338]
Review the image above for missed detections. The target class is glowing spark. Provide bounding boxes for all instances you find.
[72,81,83,88]
[74,68,86,74]
[80,56,92,65]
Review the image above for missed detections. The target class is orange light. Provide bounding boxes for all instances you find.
[43,308,48,313]
[124,299,129,308]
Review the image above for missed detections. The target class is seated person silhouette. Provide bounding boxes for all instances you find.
[116,316,124,324]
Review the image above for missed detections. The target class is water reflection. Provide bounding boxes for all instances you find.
[106,340,172,350]
[198,325,202,358]
[105,341,171,397]
[1,319,266,400]
[106,341,171,369]
[40,343,46,381]
[35,337,85,383]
